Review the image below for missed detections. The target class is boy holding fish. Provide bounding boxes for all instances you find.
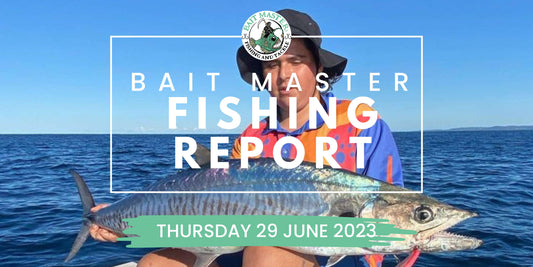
[90,9,412,267]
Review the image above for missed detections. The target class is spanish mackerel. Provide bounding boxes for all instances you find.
[65,154,481,266]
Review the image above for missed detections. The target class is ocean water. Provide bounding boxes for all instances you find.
[0,131,532,267]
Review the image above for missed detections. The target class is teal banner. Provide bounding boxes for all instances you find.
[119,215,416,248]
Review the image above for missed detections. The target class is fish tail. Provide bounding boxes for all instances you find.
[65,170,96,262]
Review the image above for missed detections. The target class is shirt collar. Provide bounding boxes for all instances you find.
[262,92,334,136]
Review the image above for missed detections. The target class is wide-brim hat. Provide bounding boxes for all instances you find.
[237,9,347,85]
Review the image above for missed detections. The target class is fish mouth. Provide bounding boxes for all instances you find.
[430,231,480,241]
[416,211,478,240]
[416,211,481,252]
[421,230,483,252]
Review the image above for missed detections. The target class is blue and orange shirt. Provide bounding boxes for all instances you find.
[231,92,403,187]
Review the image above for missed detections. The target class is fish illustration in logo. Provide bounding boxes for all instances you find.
[250,19,283,53]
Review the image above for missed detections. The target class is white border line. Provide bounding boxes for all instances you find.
[109,35,423,38]
[111,35,241,38]
[110,35,423,194]
[420,36,424,193]
[110,37,113,193]
[110,190,417,194]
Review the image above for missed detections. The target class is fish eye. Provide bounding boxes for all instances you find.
[414,206,434,223]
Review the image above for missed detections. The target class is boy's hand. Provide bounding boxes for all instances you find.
[89,204,119,242]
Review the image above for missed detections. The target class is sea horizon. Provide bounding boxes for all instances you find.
[1,125,531,135]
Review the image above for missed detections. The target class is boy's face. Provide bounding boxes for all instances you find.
[262,39,320,113]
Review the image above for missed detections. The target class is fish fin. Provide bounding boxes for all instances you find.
[193,253,219,267]
[396,247,420,267]
[65,170,96,262]
[70,170,96,215]
[65,220,91,262]
[326,255,346,267]
[194,143,211,166]
[194,143,226,168]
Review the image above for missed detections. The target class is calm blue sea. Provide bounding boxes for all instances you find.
[0,131,532,266]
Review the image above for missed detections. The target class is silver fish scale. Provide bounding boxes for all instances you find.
[145,159,383,192]
[92,159,387,235]
[94,192,332,234]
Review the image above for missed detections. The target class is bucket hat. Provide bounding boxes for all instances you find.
[236,9,347,84]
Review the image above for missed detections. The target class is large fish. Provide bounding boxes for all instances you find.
[65,150,481,266]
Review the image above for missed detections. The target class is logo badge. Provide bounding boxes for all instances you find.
[241,11,292,61]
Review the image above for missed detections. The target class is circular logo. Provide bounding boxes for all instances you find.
[241,11,292,61]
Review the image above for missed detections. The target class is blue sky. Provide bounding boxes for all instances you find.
[1,0,531,133]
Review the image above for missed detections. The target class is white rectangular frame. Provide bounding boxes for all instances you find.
[109,35,423,194]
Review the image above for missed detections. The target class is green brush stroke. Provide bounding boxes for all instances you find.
[118,215,416,248]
